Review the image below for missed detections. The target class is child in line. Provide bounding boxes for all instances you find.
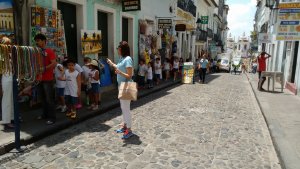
[173,57,179,81]
[81,57,91,106]
[147,62,153,88]
[55,62,67,112]
[137,59,147,89]
[154,58,162,85]
[88,60,100,111]
[163,58,171,80]
[59,59,81,119]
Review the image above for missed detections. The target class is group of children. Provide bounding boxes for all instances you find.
[137,56,184,89]
[55,57,101,119]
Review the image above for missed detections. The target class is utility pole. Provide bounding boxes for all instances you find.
[13,0,25,45]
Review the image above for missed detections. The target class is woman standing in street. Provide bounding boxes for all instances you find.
[107,41,134,139]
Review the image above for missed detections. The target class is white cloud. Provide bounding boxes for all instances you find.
[227,0,256,40]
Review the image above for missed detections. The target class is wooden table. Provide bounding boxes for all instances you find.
[261,71,284,92]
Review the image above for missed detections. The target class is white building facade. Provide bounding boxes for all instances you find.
[254,0,300,95]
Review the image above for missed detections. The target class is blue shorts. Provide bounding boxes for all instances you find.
[56,88,65,97]
[65,95,78,105]
[91,83,100,94]
[155,74,161,79]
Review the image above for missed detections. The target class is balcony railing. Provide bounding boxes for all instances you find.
[207,28,213,38]
[195,29,207,41]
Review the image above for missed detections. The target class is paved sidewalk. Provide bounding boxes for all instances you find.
[0,80,180,156]
[247,73,300,169]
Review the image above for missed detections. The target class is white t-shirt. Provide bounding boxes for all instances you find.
[173,61,179,69]
[154,62,162,74]
[164,62,171,70]
[75,63,83,73]
[138,64,148,76]
[90,69,100,84]
[147,67,153,80]
[82,65,91,84]
[55,64,66,88]
[64,69,79,97]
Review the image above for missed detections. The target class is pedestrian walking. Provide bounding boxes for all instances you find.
[257,52,271,91]
[81,57,92,106]
[60,59,81,119]
[252,60,257,74]
[200,55,209,84]
[242,62,246,73]
[173,57,179,81]
[107,41,134,139]
[87,60,100,111]
[154,58,162,85]
[54,63,67,113]
[35,33,57,125]
[146,62,153,88]
[163,58,171,80]
[137,59,147,89]
[0,36,14,130]
[74,62,83,109]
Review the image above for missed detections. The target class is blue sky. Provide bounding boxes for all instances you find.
[227,0,256,40]
[0,0,13,10]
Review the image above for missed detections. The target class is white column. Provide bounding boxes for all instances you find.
[183,32,187,60]
[191,35,196,63]
[187,33,191,60]
[177,32,183,58]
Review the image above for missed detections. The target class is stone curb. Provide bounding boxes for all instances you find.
[245,73,285,169]
[0,80,181,157]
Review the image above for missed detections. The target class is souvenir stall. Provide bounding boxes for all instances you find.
[138,20,175,66]
[0,43,45,150]
[30,6,67,62]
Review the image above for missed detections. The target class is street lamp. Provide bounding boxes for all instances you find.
[196,18,201,29]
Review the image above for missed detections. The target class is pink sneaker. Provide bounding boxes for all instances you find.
[75,104,82,109]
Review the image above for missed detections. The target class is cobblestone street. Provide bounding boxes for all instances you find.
[0,73,281,169]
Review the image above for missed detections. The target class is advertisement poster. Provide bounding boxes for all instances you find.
[81,30,102,55]
[30,6,67,59]
[276,3,300,41]
[182,62,194,84]
[0,0,15,43]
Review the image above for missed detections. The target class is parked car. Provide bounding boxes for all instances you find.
[218,58,230,72]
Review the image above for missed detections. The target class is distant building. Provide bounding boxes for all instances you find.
[237,32,250,58]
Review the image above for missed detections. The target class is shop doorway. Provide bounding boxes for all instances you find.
[58,1,78,61]
[98,11,108,59]
[291,41,299,83]
[122,17,129,42]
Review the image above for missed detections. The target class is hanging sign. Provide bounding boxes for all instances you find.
[30,6,67,59]
[201,16,209,24]
[258,33,272,44]
[122,0,141,12]
[158,19,172,29]
[276,3,300,41]
[175,24,186,31]
[182,62,194,84]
